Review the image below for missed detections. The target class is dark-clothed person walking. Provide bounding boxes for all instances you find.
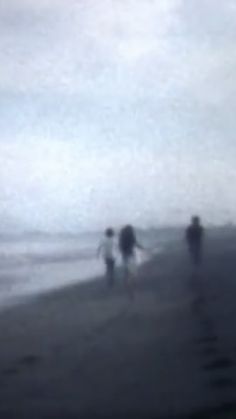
[186,216,204,266]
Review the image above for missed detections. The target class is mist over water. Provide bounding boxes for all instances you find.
[0,233,102,307]
[0,229,168,307]
[1,141,236,233]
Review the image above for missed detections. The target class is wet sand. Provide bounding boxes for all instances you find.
[0,231,236,418]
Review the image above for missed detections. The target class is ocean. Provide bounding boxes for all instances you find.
[0,229,176,308]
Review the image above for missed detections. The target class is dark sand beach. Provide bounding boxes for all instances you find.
[0,230,236,418]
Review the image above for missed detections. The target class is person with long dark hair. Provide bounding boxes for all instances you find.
[119,225,144,298]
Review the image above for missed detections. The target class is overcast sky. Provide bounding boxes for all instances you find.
[0,0,236,231]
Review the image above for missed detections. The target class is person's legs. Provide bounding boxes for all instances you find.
[189,244,197,265]
[193,243,203,267]
[123,255,136,299]
[105,258,115,287]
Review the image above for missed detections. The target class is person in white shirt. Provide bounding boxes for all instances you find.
[98,228,116,287]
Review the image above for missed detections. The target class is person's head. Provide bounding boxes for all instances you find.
[105,228,114,238]
[191,216,200,226]
[124,225,135,236]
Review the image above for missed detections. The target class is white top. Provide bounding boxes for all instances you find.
[99,236,116,259]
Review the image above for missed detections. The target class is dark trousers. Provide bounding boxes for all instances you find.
[105,258,115,286]
[189,243,202,266]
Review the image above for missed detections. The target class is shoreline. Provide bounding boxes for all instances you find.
[0,245,159,313]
